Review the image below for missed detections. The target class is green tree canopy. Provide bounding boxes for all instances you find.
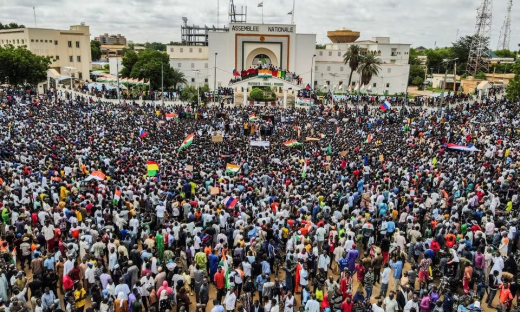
[343,45,362,87]
[411,76,424,86]
[506,62,520,101]
[0,22,25,30]
[120,49,186,90]
[409,65,425,85]
[357,53,381,85]
[90,40,101,61]
[0,44,51,86]
[144,42,167,51]
[494,49,516,59]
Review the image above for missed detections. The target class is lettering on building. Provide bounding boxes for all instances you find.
[268,27,294,33]
[232,25,260,32]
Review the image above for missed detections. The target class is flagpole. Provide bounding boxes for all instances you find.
[291,0,295,24]
[262,4,264,24]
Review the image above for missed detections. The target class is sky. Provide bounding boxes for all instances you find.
[0,0,518,49]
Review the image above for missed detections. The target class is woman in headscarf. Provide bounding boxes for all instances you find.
[114,292,129,312]
[157,281,173,297]
[159,287,176,312]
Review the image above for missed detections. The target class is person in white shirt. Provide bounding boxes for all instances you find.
[383,292,399,312]
[304,294,320,312]
[372,300,385,312]
[379,263,391,298]
[403,295,420,312]
[224,286,237,312]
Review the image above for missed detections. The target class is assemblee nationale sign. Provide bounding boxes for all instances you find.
[248,81,284,87]
[231,25,295,33]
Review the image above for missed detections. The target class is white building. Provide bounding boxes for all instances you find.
[166,23,411,96]
[0,23,92,91]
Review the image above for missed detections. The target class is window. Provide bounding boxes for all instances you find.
[387,68,391,73]
[78,72,82,79]
[170,48,174,52]
[204,63,208,68]
[180,48,183,52]
[178,63,181,68]
[189,48,193,53]
[327,66,331,71]
[69,56,73,62]
[56,55,60,60]
[21,39,24,44]
[319,51,323,56]
[315,66,318,71]
[340,67,344,72]
[352,82,356,86]
[328,51,332,56]
[199,48,202,53]
[76,41,80,48]
[68,41,72,48]
[191,78,195,83]
[17,39,20,44]
[204,78,208,83]
[44,40,48,43]
[31,39,34,42]
[339,81,343,87]
[373,83,377,87]
[338,51,341,56]
[55,40,58,45]
[191,63,194,68]
[386,83,390,88]
[77,56,81,62]
[326,81,330,85]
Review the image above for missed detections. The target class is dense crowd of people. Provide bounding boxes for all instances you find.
[0,88,519,312]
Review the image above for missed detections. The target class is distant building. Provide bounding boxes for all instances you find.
[95,33,127,45]
[0,23,92,91]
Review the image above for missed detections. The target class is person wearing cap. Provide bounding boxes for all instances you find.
[19,237,32,271]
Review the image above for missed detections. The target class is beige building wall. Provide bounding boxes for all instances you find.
[166,45,208,59]
[0,24,92,82]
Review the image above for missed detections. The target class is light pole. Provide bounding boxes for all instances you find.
[214,53,218,107]
[64,66,76,99]
[193,70,200,106]
[310,54,316,104]
[440,58,457,114]
[161,62,164,107]
[116,60,120,104]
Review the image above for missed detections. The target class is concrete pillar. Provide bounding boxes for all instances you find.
[243,89,248,106]
[283,89,288,109]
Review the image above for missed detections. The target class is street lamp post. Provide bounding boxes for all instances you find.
[116,60,120,105]
[193,70,200,106]
[161,62,164,107]
[310,54,316,105]
[214,53,218,107]
[440,58,457,116]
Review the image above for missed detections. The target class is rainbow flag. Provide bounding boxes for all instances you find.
[147,161,159,176]
[178,133,194,152]
[225,163,241,174]
[165,113,178,121]
[283,140,302,147]
[113,189,121,205]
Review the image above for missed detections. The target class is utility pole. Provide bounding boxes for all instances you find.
[453,61,457,93]
[117,61,120,104]
[214,53,218,107]
[161,62,164,107]
[440,58,457,115]
[310,54,316,105]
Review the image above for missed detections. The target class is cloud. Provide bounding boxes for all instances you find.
[0,0,518,49]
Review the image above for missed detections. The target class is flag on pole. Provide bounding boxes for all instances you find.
[305,84,311,90]
[364,134,372,143]
[354,83,359,92]
[326,145,332,155]
[249,114,259,122]
[178,133,194,151]
[283,140,302,147]
[139,128,148,138]
[113,189,121,205]
[85,170,106,181]
[165,113,178,121]
[225,163,241,174]
[301,160,308,178]
[223,196,239,208]
[288,10,293,15]
[258,2,263,7]
[146,161,160,176]
[360,83,365,92]
[380,100,392,111]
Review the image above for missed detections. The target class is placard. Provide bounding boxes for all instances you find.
[379,154,384,161]
[210,187,220,195]
[340,151,348,157]
[186,165,194,171]
[250,141,270,147]
[305,137,320,142]
[212,134,223,143]
[326,156,331,161]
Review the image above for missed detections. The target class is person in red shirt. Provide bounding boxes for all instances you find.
[214,267,226,302]
[430,238,440,254]
[63,271,74,292]
[341,296,354,312]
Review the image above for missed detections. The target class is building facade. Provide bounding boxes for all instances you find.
[0,24,92,83]
[165,23,411,95]
[95,33,127,45]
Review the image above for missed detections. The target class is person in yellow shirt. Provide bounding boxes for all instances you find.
[73,282,87,311]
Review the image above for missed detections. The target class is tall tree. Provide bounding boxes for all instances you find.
[90,40,102,61]
[0,44,51,86]
[343,45,362,87]
[357,53,381,85]
[0,22,25,30]
[409,65,425,85]
[144,42,167,51]
[506,62,520,101]
[121,49,186,90]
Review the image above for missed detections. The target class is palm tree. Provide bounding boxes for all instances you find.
[343,45,362,87]
[357,53,382,85]
[170,68,187,89]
